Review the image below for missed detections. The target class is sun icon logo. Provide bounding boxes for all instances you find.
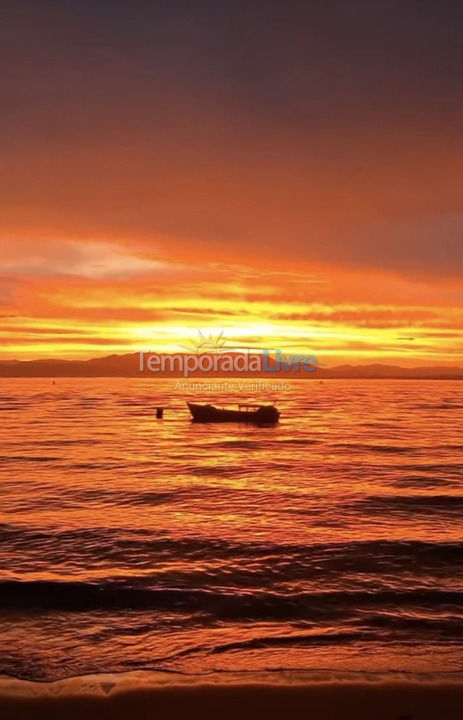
[180,330,228,355]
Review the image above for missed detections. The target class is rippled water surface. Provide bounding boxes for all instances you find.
[0,378,462,681]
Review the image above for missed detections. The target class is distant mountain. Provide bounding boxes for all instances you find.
[321,364,463,379]
[0,353,462,379]
[0,353,139,377]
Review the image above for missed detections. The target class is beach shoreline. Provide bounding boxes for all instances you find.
[1,670,463,719]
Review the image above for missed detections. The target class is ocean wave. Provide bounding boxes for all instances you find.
[1,580,463,617]
[1,526,463,571]
[0,455,61,463]
[391,463,463,475]
[333,443,412,454]
[393,475,455,488]
[352,495,463,516]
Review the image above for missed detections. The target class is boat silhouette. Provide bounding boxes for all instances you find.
[187,402,279,424]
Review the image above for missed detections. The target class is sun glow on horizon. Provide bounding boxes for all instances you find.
[1,246,462,367]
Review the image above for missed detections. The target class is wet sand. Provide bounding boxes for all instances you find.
[0,671,462,720]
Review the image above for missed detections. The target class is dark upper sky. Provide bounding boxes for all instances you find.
[1,0,463,276]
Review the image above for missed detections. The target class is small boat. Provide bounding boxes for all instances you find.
[187,402,279,424]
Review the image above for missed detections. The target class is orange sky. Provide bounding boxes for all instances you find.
[1,241,462,365]
[1,1,462,366]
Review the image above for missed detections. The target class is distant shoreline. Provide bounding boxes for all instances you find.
[1,374,462,380]
[1,352,462,380]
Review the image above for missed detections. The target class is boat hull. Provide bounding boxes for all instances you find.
[187,402,279,424]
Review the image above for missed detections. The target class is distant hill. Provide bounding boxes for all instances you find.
[0,353,462,379]
[319,363,463,379]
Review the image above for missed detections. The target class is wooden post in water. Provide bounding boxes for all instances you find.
[156,407,164,419]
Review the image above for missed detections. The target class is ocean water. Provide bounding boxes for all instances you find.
[0,377,462,682]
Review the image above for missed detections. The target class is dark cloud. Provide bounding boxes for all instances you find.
[1,0,462,277]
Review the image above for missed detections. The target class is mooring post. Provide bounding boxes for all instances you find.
[156,407,164,419]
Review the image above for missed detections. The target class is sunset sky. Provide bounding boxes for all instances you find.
[1,0,462,365]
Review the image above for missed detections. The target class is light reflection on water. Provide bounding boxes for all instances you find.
[0,378,462,680]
